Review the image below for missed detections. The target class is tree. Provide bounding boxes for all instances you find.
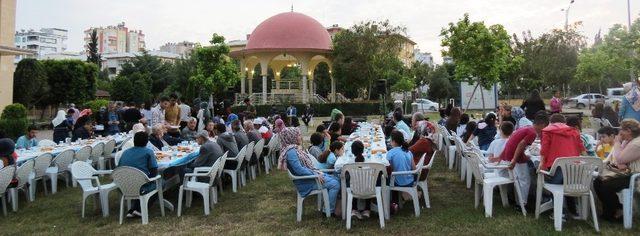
[575,46,617,93]
[167,53,197,101]
[426,65,454,103]
[332,20,406,99]
[188,34,239,100]
[119,50,174,98]
[13,58,49,108]
[409,61,431,97]
[441,13,513,111]
[41,60,98,106]
[87,29,101,66]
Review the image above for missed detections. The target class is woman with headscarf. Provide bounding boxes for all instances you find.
[273,118,285,134]
[511,106,532,130]
[409,121,435,173]
[619,80,640,121]
[603,105,620,127]
[52,110,71,143]
[0,138,16,168]
[521,90,546,120]
[196,102,209,132]
[73,109,94,131]
[278,127,340,216]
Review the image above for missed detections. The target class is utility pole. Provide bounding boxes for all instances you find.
[629,0,636,82]
[562,0,575,30]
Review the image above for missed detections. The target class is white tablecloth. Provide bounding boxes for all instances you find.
[15,134,131,163]
[334,123,390,171]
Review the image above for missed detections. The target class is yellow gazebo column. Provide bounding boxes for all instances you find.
[273,71,281,101]
[239,60,246,94]
[295,54,311,104]
[259,57,271,105]
[248,70,254,97]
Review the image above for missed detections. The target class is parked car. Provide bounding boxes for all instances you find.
[567,93,607,109]
[606,87,625,104]
[412,98,439,112]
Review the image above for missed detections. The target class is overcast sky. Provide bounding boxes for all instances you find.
[15,0,639,63]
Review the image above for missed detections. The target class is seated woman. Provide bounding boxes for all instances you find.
[409,121,435,180]
[278,127,340,216]
[341,117,357,136]
[72,121,93,142]
[594,119,640,222]
[467,113,497,150]
[461,121,477,144]
[52,110,71,144]
[148,124,183,150]
[315,141,344,170]
[386,130,415,214]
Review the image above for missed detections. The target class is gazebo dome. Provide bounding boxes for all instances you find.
[244,12,332,53]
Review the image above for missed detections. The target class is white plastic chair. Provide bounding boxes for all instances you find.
[267,134,280,167]
[8,160,33,212]
[622,161,640,229]
[100,139,116,170]
[38,139,57,147]
[342,163,387,230]
[45,149,74,194]
[286,169,330,222]
[243,141,255,182]
[467,151,526,218]
[28,153,53,201]
[452,135,470,183]
[253,139,265,176]
[0,165,16,216]
[71,161,117,217]
[264,135,279,174]
[90,142,105,167]
[417,152,437,208]
[112,166,165,225]
[534,157,602,232]
[72,146,92,187]
[385,154,425,217]
[437,125,456,170]
[223,145,248,193]
[177,152,227,216]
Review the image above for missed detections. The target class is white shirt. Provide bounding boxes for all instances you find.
[179,104,191,122]
[487,137,508,158]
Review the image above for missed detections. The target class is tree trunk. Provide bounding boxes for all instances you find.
[480,85,486,115]
[464,83,480,113]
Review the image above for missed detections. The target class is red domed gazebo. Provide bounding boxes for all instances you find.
[230,12,335,104]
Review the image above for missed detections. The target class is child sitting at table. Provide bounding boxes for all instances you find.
[566,116,596,156]
[315,141,344,170]
[487,121,514,163]
[596,126,617,160]
[308,132,325,159]
[348,140,372,219]
[387,130,415,214]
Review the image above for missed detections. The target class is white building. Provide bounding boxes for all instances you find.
[414,49,433,67]
[84,22,145,55]
[159,41,195,58]
[41,51,86,61]
[102,51,181,78]
[14,28,67,62]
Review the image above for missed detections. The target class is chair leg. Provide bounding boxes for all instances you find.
[50,174,58,194]
[28,179,35,201]
[498,185,509,207]
[513,180,527,216]
[474,183,480,209]
[376,189,385,229]
[322,190,330,217]
[296,195,304,222]
[483,185,494,217]
[411,190,420,217]
[42,178,49,195]
[419,182,431,208]
[100,192,110,217]
[553,194,564,231]
[1,197,6,216]
[346,193,353,230]
[140,198,149,225]
[623,189,633,229]
[589,192,600,232]
[186,190,192,208]
[203,191,210,216]
[81,195,87,218]
[466,166,473,189]
[9,188,18,212]
[231,172,238,193]
[177,186,184,217]
[535,181,543,219]
[119,196,125,225]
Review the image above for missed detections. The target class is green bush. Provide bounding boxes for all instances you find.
[231,102,392,117]
[0,103,29,140]
[83,99,110,114]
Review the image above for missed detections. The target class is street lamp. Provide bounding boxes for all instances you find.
[561,0,575,31]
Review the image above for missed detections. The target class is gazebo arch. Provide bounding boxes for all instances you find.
[230,12,335,104]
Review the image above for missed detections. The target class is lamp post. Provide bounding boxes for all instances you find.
[561,0,575,31]
[628,0,636,82]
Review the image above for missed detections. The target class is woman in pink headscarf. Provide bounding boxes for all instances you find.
[273,118,285,134]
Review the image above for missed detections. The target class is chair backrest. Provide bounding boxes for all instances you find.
[33,153,53,178]
[114,150,124,166]
[115,137,131,151]
[216,152,229,179]
[245,141,255,161]
[208,152,228,185]
[0,165,16,195]
[550,157,602,195]
[254,139,265,158]
[411,154,427,186]
[103,139,116,157]
[75,146,92,162]
[112,166,151,197]
[452,136,467,157]
[15,160,34,188]
[38,139,57,147]
[52,149,75,172]
[71,161,98,191]
[233,145,248,170]
[424,152,437,169]
[269,134,280,150]
[589,118,603,131]
[342,163,386,197]
[91,142,105,158]
[466,152,486,184]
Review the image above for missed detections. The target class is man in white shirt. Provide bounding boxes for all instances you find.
[178,99,192,130]
[487,121,514,163]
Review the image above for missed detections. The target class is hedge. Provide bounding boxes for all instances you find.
[231,102,394,117]
[0,103,29,140]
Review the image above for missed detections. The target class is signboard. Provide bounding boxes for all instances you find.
[459,82,498,110]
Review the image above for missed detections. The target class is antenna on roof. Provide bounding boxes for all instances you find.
[291,4,293,12]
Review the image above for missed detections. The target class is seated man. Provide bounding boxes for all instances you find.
[231,120,249,151]
[183,131,224,182]
[118,132,159,218]
[180,117,198,141]
[149,124,183,150]
[215,123,238,158]
[244,120,261,143]
[72,122,93,142]
[16,126,38,149]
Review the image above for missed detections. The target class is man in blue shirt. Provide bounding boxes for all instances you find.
[16,126,38,149]
[118,131,159,218]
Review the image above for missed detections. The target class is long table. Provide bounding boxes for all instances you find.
[15,134,131,164]
[334,122,390,170]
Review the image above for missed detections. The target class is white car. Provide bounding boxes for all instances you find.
[567,93,607,109]
[412,99,439,112]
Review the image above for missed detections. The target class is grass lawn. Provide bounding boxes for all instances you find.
[1,151,638,235]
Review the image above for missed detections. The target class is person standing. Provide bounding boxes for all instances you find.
[69,103,80,125]
[52,110,71,144]
[165,94,181,127]
[550,90,563,114]
[301,104,314,127]
[150,97,170,129]
[521,90,546,120]
[244,98,257,119]
[286,105,297,127]
[178,99,191,130]
[107,103,121,135]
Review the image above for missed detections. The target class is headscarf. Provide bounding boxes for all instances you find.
[226,113,238,126]
[79,109,93,118]
[417,121,435,140]
[52,110,66,127]
[624,83,640,112]
[131,123,146,134]
[0,138,15,158]
[277,127,316,171]
[330,109,343,121]
[273,119,285,133]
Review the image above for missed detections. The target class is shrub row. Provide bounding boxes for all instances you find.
[231,102,393,117]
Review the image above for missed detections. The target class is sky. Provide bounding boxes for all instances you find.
[15,0,640,64]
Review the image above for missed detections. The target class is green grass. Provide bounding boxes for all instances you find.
[1,154,638,235]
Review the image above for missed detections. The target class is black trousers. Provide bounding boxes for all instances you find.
[594,175,631,219]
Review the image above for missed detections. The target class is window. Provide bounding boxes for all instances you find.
[612,90,624,96]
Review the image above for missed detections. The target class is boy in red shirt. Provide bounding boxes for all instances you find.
[499,111,549,207]
[539,114,586,183]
